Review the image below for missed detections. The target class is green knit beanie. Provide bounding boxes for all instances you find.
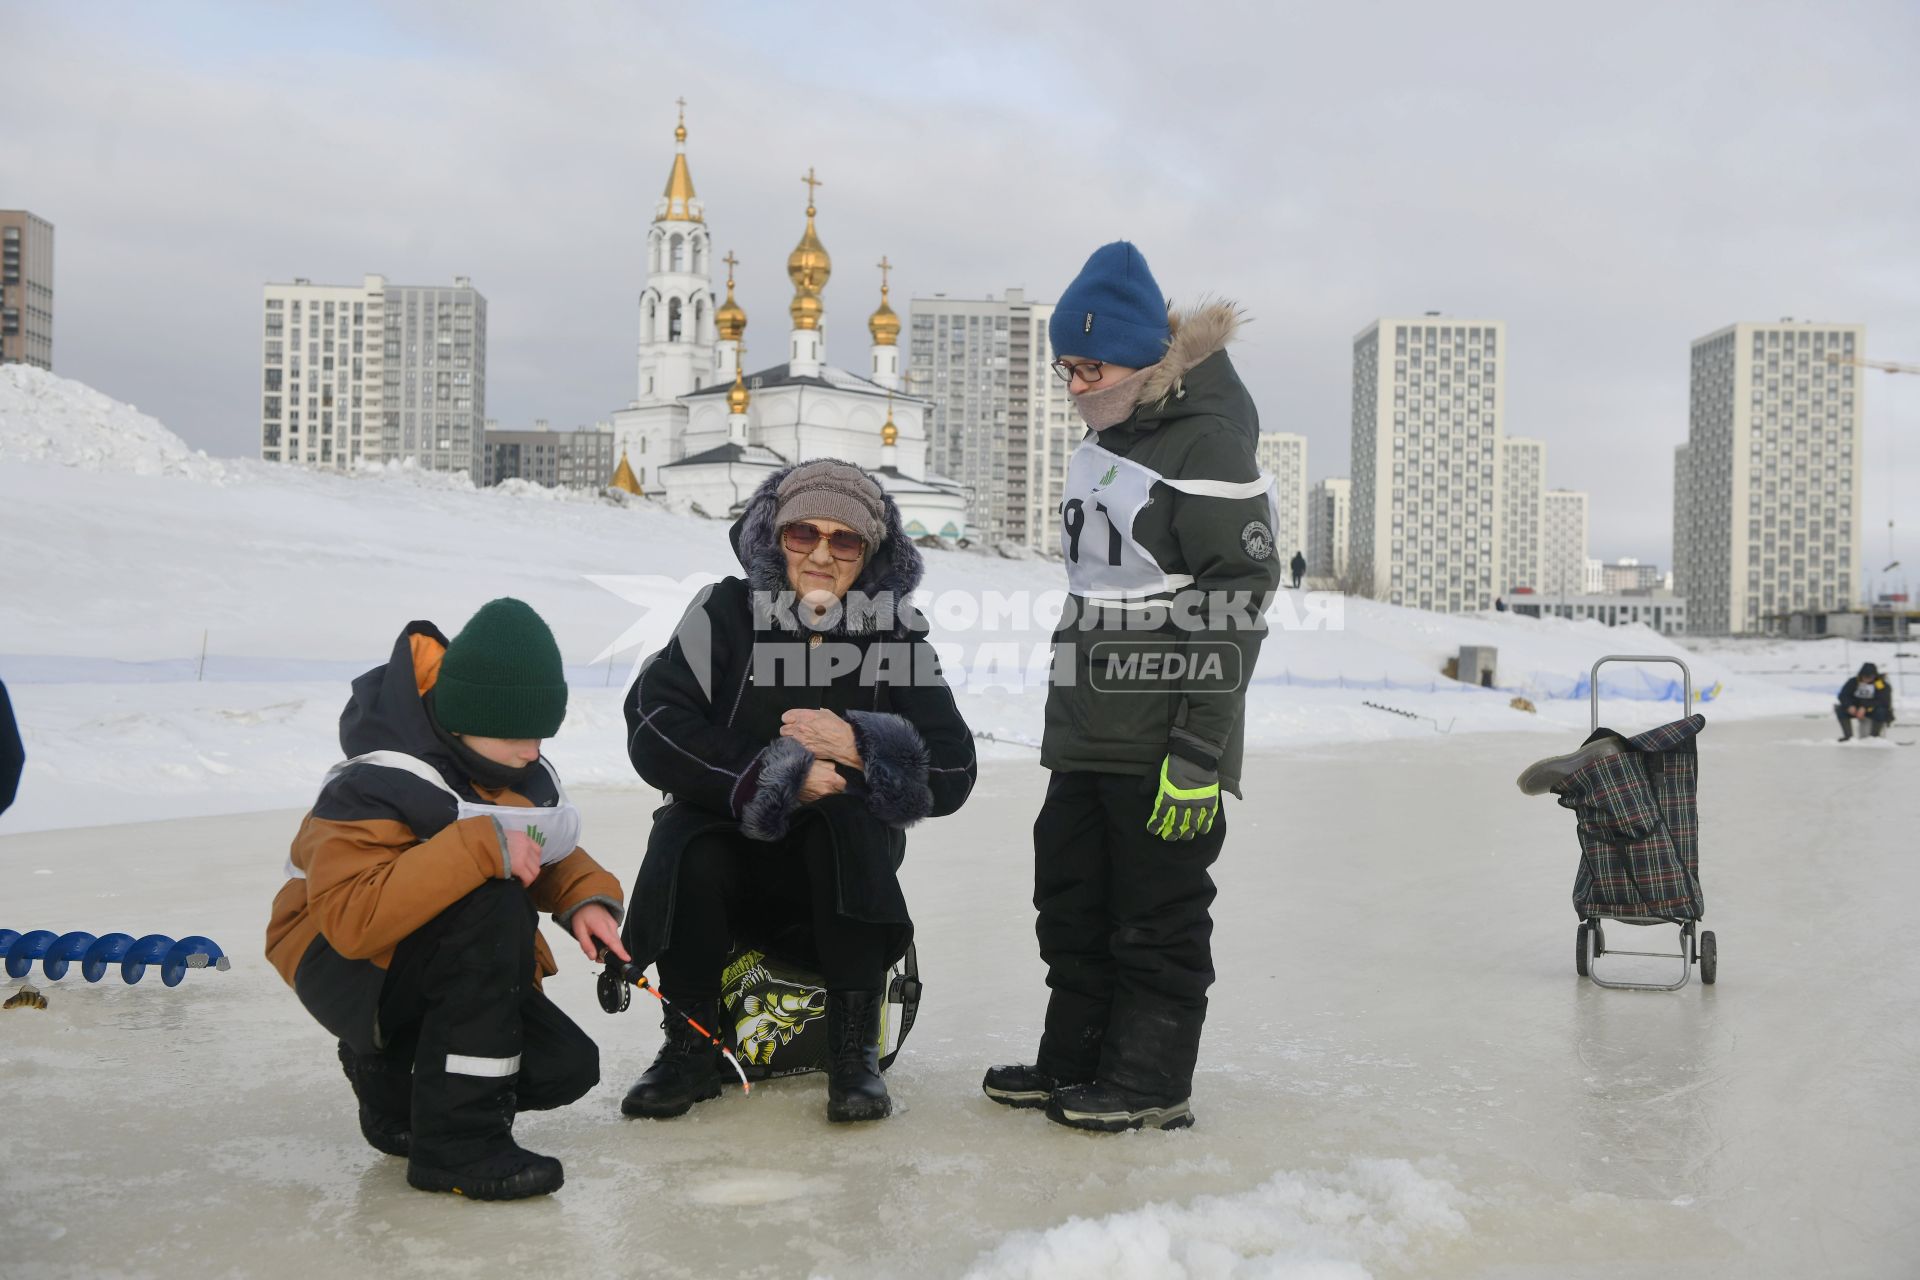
[434,598,569,738]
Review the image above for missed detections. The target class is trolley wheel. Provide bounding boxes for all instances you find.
[1575,922,1591,977]
[1699,931,1717,985]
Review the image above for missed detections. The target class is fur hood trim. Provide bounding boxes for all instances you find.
[727,462,926,639]
[1138,300,1247,407]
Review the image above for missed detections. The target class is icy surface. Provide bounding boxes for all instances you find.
[4,719,1917,1278]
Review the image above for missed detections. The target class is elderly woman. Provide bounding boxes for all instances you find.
[619,460,976,1123]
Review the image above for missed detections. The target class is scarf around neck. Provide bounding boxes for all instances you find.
[1071,364,1157,431]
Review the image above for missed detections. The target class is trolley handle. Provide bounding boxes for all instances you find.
[1590,654,1693,732]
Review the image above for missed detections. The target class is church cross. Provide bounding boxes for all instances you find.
[801,167,823,208]
[723,250,739,282]
[877,255,892,293]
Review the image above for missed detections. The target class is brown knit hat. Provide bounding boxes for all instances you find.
[772,460,887,547]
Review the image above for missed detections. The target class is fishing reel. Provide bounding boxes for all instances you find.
[595,948,632,1015]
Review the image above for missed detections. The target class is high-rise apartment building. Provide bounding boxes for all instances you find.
[261,274,486,472]
[1349,316,1506,611]
[1543,489,1589,598]
[482,420,615,489]
[1500,437,1545,593]
[0,210,54,369]
[907,289,1071,548]
[1307,477,1351,582]
[1673,321,1865,633]
[1255,433,1309,565]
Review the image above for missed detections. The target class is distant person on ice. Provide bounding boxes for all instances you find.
[1290,549,1306,589]
[1835,662,1894,741]
[982,242,1280,1132]
[619,461,976,1124]
[0,678,22,816]
[266,598,626,1201]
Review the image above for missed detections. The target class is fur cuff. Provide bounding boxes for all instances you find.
[736,736,815,841]
[848,710,933,827]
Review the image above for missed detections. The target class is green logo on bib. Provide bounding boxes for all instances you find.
[1094,463,1118,491]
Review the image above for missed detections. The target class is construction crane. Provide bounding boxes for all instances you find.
[1825,351,1920,375]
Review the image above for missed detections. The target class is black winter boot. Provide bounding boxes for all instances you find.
[621,1001,725,1119]
[406,1142,564,1200]
[826,990,891,1123]
[337,1040,411,1158]
[1046,1080,1194,1132]
[981,1063,1081,1109]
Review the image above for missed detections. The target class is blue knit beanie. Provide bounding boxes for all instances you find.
[1049,241,1170,369]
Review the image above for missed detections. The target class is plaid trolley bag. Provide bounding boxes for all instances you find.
[1526,655,1719,990]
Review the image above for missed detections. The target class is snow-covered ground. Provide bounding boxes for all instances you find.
[5,367,1917,1277]
[0,365,1861,838]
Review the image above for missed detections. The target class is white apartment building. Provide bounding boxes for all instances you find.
[1256,432,1309,565]
[907,289,1071,548]
[1599,558,1664,593]
[1308,477,1351,582]
[1674,320,1866,634]
[1349,316,1506,612]
[260,274,486,472]
[1501,437,1546,594]
[1542,489,1590,598]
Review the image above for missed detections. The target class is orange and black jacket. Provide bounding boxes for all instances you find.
[266,621,622,988]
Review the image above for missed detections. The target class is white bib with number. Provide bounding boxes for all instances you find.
[285,750,581,881]
[1059,438,1276,605]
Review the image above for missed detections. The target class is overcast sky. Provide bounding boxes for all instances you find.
[7,0,1918,578]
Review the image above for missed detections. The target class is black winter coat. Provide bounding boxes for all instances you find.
[1836,672,1895,723]
[621,467,977,971]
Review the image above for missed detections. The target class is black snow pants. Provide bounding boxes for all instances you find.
[655,818,894,1002]
[1835,703,1886,738]
[1032,770,1225,1101]
[294,880,600,1167]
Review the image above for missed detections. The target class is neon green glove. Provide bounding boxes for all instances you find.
[1147,754,1220,842]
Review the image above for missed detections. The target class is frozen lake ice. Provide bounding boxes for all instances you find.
[3,713,1914,1278]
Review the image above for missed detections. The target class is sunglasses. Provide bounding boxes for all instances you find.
[1050,358,1106,384]
[781,522,867,561]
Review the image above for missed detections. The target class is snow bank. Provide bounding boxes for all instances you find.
[0,372,1846,833]
[964,1159,1467,1280]
[0,364,230,481]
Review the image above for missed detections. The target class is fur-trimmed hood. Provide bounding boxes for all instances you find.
[1137,300,1246,409]
[727,462,927,639]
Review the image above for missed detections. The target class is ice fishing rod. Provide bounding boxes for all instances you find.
[596,950,751,1095]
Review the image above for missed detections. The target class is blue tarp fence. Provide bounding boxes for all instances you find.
[1251,668,1718,703]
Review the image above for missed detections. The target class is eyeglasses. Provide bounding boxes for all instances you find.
[782,522,867,561]
[1050,359,1105,385]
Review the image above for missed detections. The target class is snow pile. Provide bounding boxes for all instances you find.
[0,371,1843,833]
[964,1159,1468,1280]
[0,364,230,481]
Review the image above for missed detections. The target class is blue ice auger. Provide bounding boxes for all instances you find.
[0,930,231,987]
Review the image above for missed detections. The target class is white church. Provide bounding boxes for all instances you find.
[608,110,969,541]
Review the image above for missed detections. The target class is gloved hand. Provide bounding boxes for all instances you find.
[1147,754,1219,841]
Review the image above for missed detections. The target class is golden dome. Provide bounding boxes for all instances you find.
[661,103,701,223]
[787,168,831,299]
[716,250,746,343]
[727,356,750,416]
[789,287,823,332]
[882,393,899,446]
[869,256,899,346]
[610,451,643,495]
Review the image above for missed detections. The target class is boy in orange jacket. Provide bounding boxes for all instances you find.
[267,598,626,1200]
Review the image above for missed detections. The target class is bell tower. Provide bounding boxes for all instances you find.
[636,101,716,405]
